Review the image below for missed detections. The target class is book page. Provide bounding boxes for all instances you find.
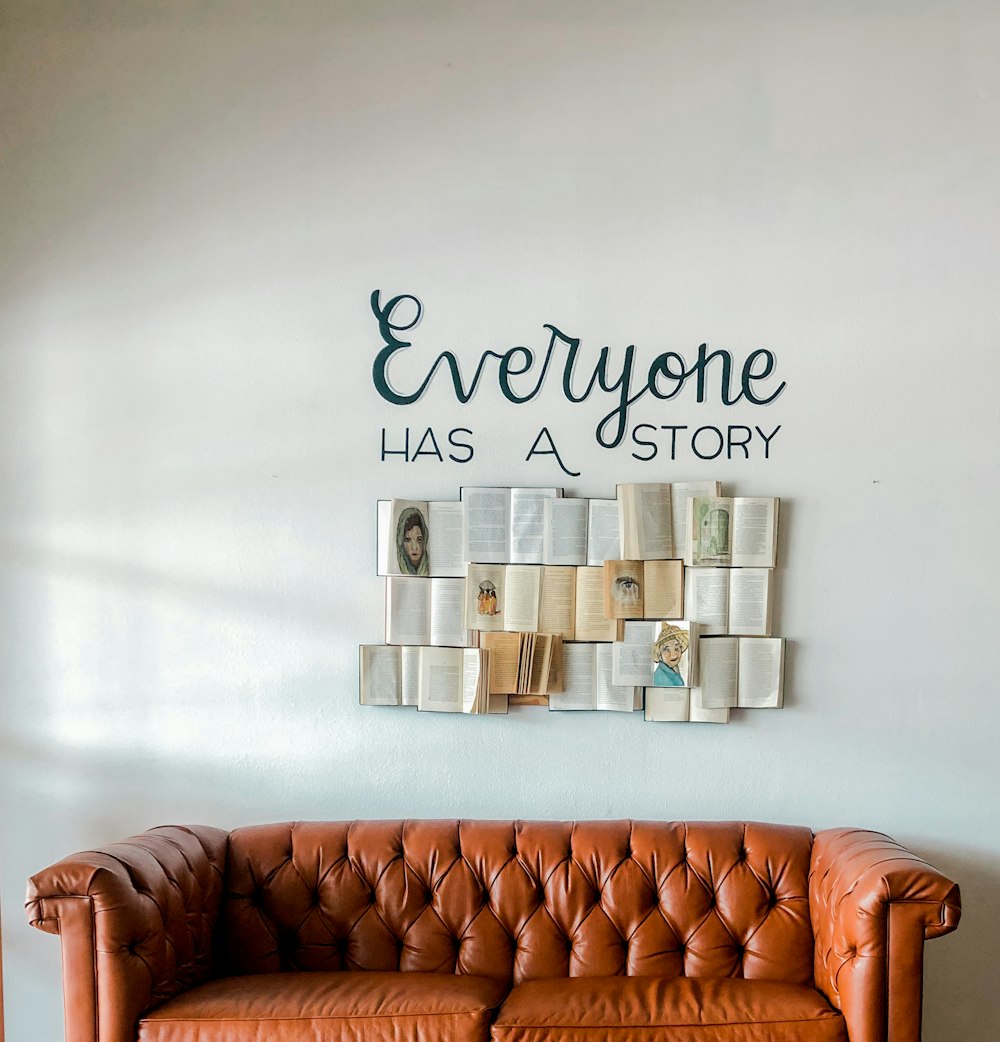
[359,645,401,705]
[427,501,466,577]
[731,497,778,567]
[644,687,690,722]
[429,577,470,646]
[400,645,420,706]
[417,647,463,712]
[737,637,784,708]
[693,636,739,709]
[462,487,511,563]
[688,496,734,566]
[538,566,576,639]
[464,563,507,632]
[388,500,431,576]
[604,560,644,619]
[503,565,543,632]
[510,487,560,563]
[574,566,618,641]
[586,499,621,566]
[595,643,635,712]
[541,498,587,566]
[527,634,555,695]
[689,688,731,724]
[548,643,596,710]
[670,482,721,560]
[630,484,673,559]
[488,694,509,714]
[462,648,484,714]
[728,568,772,636]
[684,567,730,635]
[481,632,520,694]
[612,620,658,685]
[376,500,391,575]
[385,576,431,645]
[643,559,684,619]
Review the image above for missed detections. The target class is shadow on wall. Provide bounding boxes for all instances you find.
[919,840,1000,1042]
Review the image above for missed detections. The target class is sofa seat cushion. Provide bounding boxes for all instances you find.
[138,971,508,1042]
[492,976,846,1042]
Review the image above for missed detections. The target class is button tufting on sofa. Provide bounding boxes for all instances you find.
[24,820,961,1042]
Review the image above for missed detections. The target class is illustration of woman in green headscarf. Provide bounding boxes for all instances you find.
[652,622,690,687]
[396,507,429,576]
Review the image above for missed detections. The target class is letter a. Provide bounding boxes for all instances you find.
[525,427,580,478]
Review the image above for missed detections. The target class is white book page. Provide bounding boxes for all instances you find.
[685,568,730,636]
[538,567,576,640]
[670,481,721,560]
[574,566,618,642]
[694,636,739,709]
[595,643,635,712]
[430,577,470,647]
[464,563,507,631]
[360,645,401,705]
[689,689,730,724]
[737,638,784,708]
[427,502,466,577]
[612,620,658,685]
[728,568,772,636]
[503,565,542,632]
[586,499,620,566]
[385,577,430,645]
[417,647,464,712]
[376,501,391,576]
[731,497,778,568]
[634,484,673,559]
[400,646,421,707]
[644,688,690,722]
[510,487,560,563]
[462,648,482,714]
[462,488,511,563]
[542,498,588,566]
[549,643,596,710]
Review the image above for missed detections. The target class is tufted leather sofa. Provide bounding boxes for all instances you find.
[26,820,960,1042]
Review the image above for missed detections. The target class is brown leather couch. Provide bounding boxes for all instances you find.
[25,820,960,1042]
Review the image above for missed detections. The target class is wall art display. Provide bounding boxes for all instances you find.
[362,482,785,724]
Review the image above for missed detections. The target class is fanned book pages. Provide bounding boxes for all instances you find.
[481,632,563,698]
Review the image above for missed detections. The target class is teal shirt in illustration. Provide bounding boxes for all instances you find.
[653,662,685,687]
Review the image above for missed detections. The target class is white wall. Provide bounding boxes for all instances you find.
[2,2,998,1040]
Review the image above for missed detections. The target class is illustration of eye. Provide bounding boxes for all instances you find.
[613,574,641,604]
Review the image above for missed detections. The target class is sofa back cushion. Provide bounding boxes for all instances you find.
[219,820,815,986]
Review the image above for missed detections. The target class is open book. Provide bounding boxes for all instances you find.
[463,564,618,641]
[481,632,563,697]
[611,619,698,688]
[548,643,637,712]
[685,496,779,568]
[359,645,506,714]
[377,500,466,578]
[603,560,684,620]
[644,687,729,724]
[684,567,773,635]
[694,636,785,709]
[617,481,721,560]
[460,487,562,564]
[385,577,469,647]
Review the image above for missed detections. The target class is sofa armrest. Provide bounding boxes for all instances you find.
[810,828,960,1042]
[25,825,229,1042]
